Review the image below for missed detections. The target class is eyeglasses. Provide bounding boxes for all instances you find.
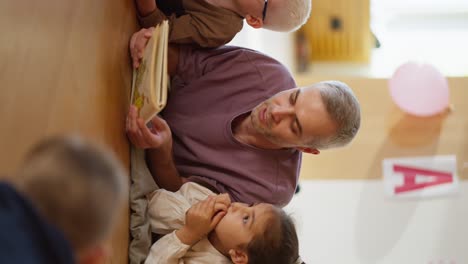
[262,0,268,21]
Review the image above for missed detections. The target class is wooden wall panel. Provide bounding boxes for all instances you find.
[0,1,138,263]
[294,76,468,181]
[302,0,371,62]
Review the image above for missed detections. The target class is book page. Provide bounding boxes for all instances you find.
[130,21,169,124]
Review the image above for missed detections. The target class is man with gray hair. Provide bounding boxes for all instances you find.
[127,44,361,207]
[1,136,128,264]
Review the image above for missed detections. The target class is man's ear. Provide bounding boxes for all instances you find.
[297,147,320,155]
[79,244,109,264]
[229,249,249,264]
[245,14,263,28]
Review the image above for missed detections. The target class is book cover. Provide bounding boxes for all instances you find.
[130,20,169,124]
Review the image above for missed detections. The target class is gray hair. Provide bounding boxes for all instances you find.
[308,80,361,149]
[13,136,128,253]
[262,0,312,32]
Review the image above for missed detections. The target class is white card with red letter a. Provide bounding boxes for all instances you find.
[383,155,459,198]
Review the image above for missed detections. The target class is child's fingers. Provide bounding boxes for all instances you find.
[215,193,231,207]
[207,196,216,207]
[199,196,216,213]
[210,211,226,229]
[187,202,201,218]
[214,202,228,213]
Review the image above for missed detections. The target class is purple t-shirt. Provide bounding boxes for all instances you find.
[161,45,301,206]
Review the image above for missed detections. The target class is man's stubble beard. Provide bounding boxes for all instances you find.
[250,102,284,147]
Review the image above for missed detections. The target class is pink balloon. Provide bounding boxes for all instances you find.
[389,62,449,117]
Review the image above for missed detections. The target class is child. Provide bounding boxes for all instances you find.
[144,181,303,264]
[133,0,312,48]
[2,136,128,264]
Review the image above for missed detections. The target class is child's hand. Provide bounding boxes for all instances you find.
[129,27,154,68]
[214,193,231,212]
[176,196,227,245]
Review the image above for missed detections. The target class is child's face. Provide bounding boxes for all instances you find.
[214,202,275,249]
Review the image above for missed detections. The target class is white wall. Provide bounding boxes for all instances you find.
[227,23,296,73]
[286,180,468,264]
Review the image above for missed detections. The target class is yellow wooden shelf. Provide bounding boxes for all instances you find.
[301,0,372,62]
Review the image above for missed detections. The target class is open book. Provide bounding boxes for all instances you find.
[130,20,169,124]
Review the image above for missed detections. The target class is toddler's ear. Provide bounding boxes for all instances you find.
[229,249,249,264]
[245,15,263,28]
[80,244,109,264]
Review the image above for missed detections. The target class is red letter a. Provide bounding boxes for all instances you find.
[393,164,453,194]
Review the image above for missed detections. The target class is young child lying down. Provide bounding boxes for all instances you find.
[145,182,303,264]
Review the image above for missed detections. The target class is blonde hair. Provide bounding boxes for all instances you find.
[13,136,128,252]
[263,0,312,32]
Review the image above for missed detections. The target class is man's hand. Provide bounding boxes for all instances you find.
[129,27,154,68]
[126,105,183,191]
[176,194,230,245]
[126,105,172,152]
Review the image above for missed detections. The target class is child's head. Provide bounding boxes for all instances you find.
[12,136,128,264]
[213,202,299,264]
[239,0,311,32]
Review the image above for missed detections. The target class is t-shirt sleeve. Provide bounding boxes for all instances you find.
[175,46,253,86]
[137,8,166,28]
[167,13,241,47]
[144,231,191,264]
[173,45,213,83]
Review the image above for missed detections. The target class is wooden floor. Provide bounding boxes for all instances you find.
[0,1,138,263]
[295,76,468,181]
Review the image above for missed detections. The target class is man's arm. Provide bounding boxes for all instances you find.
[126,105,184,191]
[134,0,167,28]
[135,0,156,17]
[145,147,184,192]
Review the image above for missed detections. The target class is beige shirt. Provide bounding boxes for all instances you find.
[145,182,231,264]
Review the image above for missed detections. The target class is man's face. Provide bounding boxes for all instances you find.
[250,87,338,149]
[214,203,274,250]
